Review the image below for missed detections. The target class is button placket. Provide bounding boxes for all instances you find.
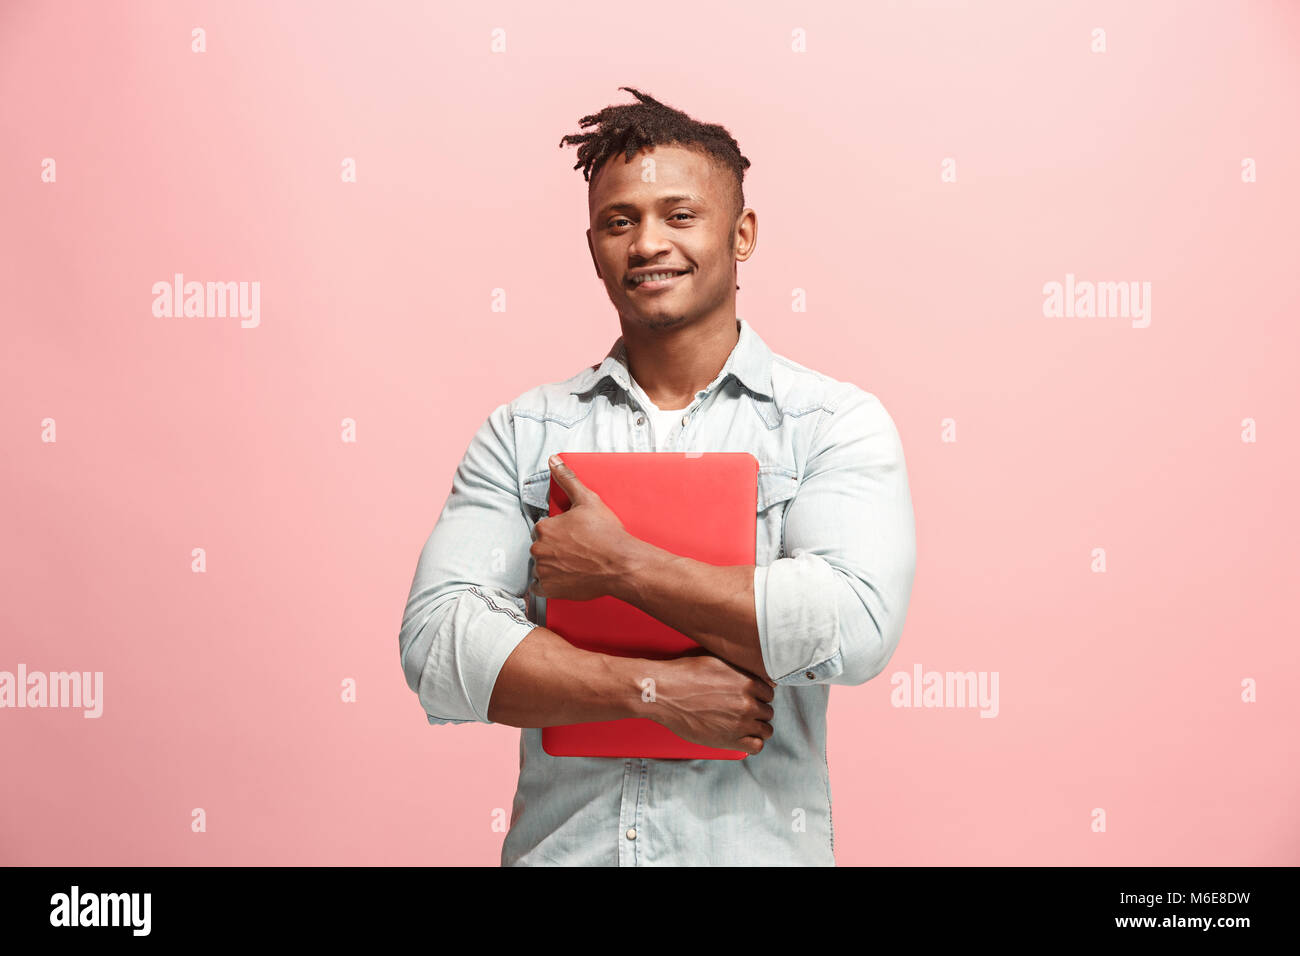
[671,391,707,449]
[634,758,647,865]
[631,401,650,451]
[617,760,640,866]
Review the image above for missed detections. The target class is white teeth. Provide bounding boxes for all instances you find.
[632,271,684,285]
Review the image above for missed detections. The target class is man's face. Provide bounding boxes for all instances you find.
[586,144,748,332]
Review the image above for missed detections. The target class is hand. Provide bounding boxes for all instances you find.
[648,653,777,755]
[528,454,640,602]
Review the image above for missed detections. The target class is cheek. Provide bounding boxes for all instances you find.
[695,258,731,291]
[695,239,733,277]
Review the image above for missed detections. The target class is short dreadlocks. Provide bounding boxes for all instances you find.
[559,87,752,224]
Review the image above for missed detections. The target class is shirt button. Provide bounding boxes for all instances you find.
[681,415,689,426]
[805,670,816,680]
[625,827,638,840]
[635,415,645,426]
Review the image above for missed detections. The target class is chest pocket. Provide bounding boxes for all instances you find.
[521,469,552,525]
[518,468,553,628]
[521,462,799,564]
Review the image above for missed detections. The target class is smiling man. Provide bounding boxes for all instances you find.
[399,87,917,866]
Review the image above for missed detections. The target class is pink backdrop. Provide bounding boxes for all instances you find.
[2,0,1297,865]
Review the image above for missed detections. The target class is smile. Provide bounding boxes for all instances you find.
[628,270,690,291]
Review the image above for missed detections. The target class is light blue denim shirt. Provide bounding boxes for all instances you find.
[399,317,916,865]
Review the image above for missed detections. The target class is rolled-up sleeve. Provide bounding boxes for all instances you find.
[399,401,538,725]
[753,385,916,687]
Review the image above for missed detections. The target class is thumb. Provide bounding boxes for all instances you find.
[548,454,591,506]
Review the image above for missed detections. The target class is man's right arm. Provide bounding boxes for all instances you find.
[398,401,550,725]
[397,400,675,728]
[487,629,775,754]
[399,401,773,751]
[486,626,653,725]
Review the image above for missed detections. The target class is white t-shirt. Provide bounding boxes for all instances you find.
[644,399,686,451]
[632,378,689,451]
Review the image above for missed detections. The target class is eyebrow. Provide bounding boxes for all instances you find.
[595,194,705,218]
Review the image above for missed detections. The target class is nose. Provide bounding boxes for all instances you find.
[627,220,674,262]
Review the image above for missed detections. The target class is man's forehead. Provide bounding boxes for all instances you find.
[589,147,722,212]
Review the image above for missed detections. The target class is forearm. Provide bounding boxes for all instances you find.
[486,625,664,727]
[611,538,771,682]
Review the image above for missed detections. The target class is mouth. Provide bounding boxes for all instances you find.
[627,269,691,292]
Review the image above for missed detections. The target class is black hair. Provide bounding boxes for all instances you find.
[558,87,751,224]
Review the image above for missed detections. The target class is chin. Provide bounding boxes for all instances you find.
[631,312,691,331]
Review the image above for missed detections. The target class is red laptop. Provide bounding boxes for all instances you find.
[541,451,759,760]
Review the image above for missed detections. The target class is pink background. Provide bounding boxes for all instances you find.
[2,0,1297,865]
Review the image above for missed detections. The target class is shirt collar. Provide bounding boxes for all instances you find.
[568,317,774,401]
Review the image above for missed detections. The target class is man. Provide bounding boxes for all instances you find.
[399,88,916,866]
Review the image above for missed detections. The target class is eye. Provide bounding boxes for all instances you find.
[670,212,694,222]
[608,217,632,228]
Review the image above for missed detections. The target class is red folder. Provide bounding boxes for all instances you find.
[540,452,759,760]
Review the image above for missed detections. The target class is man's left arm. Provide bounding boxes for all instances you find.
[609,385,917,686]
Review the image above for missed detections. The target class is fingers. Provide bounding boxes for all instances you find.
[738,710,774,756]
[548,454,589,506]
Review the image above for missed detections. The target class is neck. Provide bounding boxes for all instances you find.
[620,313,740,411]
